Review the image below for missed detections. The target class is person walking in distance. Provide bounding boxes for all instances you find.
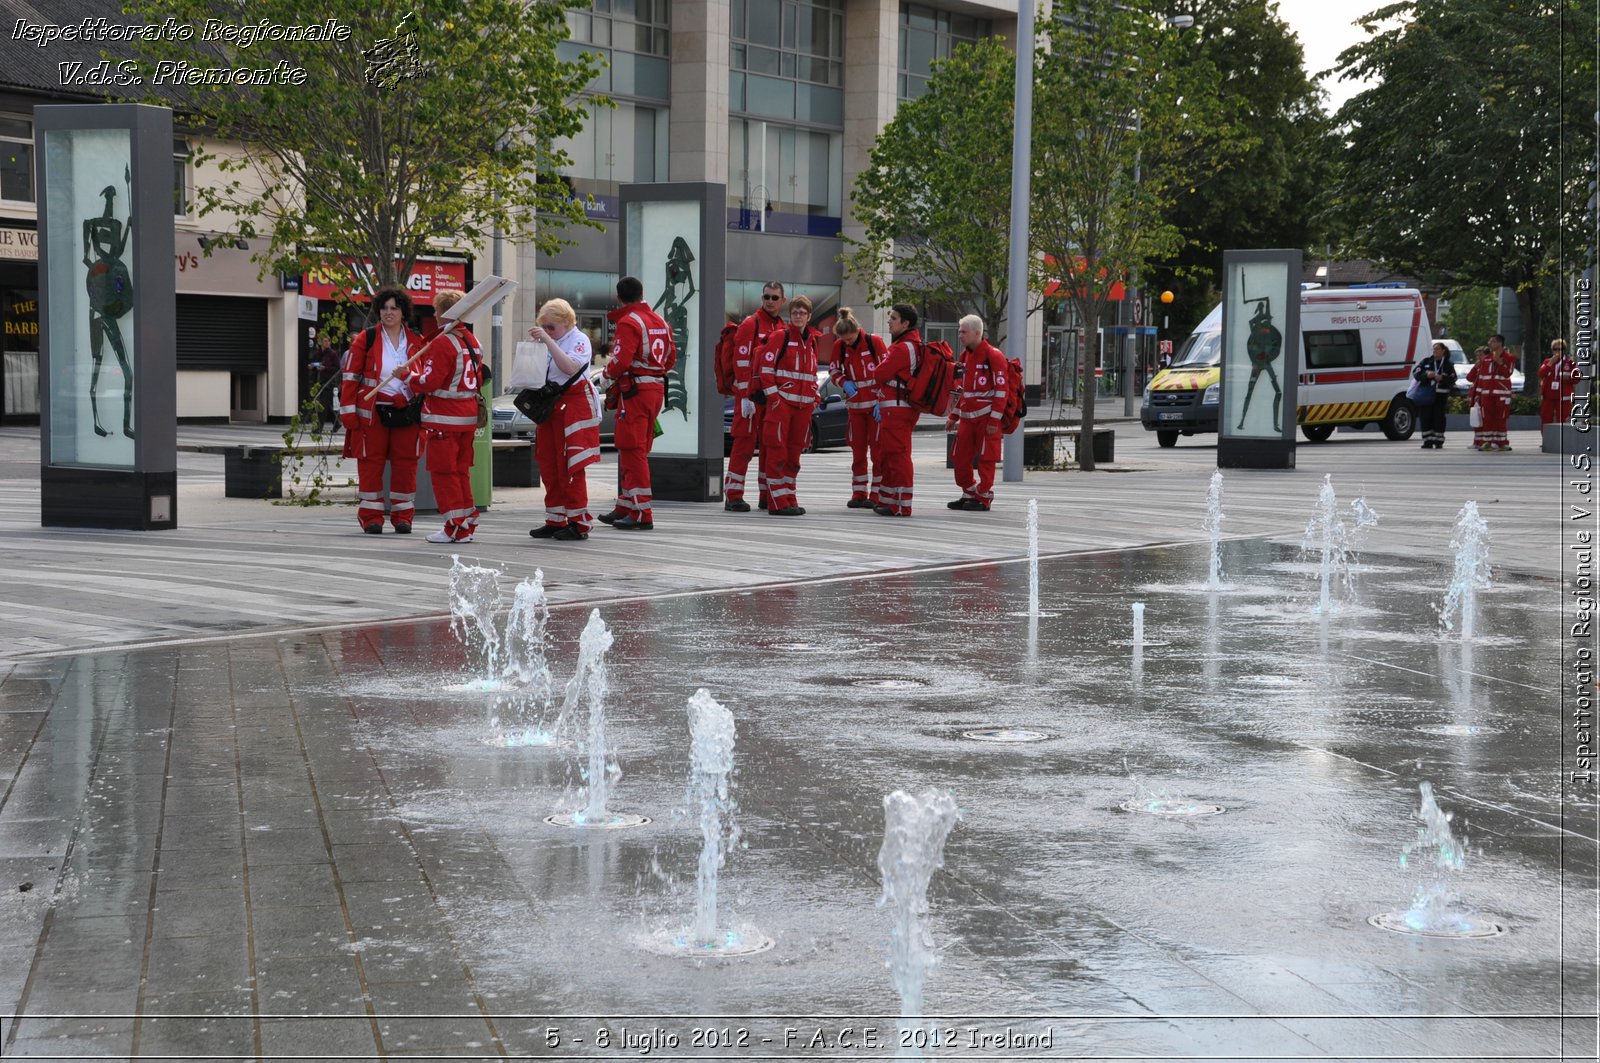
[527,298,602,541]
[947,314,1009,511]
[340,286,424,534]
[830,307,887,509]
[404,288,485,544]
[724,281,786,511]
[597,276,676,530]
[870,304,924,518]
[757,295,821,516]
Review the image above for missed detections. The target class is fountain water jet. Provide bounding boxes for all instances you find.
[1120,757,1224,817]
[545,610,647,829]
[642,690,773,957]
[1300,475,1380,613]
[1027,498,1039,619]
[489,571,560,747]
[447,556,505,688]
[1440,501,1492,642]
[878,789,960,1061]
[1369,781,1502,938]
[1203,471,1226,589]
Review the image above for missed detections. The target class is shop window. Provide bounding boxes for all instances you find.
[0,116,33,204]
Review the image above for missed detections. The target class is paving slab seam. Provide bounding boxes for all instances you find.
[227,643,267,1059]
[316,630,509,1059]
[128,651,183,1059]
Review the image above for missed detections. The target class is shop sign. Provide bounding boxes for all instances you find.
[299,258,468,303]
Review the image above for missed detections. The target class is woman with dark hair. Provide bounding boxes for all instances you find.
[830,307,887,508]
[1412,341,1456,449]
[340,286,424,533]
[870,304,923,517]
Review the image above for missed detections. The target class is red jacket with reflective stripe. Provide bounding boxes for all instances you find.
[873,329,922,408]
[341,325,424,424]
[604,302,676,386]
[407,327,483,433]
[956,339,1009,422]
[757,325,819,407]
[830,330,886,409]
[732,309,784,400]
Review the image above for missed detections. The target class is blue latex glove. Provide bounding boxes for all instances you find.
[842,380,858,398]
[872,403,882,423]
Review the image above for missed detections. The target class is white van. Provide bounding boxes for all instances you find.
[1141,287,1433,445]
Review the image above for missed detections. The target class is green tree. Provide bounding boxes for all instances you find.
[1329,0,1595,389]
[1031,0,1238,468]
[123,0,601,289]
[842,38,1022,342]
[1152,0,1334,338]
[1439,286,1497,344]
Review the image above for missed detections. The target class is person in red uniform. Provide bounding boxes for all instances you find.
[830,307,887,508]
[724,281,786,511]
[597,276,676,530]
[1467,339,1514,451]
[946,314,1009,511]
[756,295,820,516]
[527,298,602,541]
[402,288,484,544]
[340,286,424,533]
[1539,338,1578,426]
[871,304,923,518]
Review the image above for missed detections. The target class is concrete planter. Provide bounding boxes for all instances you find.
[1444,414,1542,432]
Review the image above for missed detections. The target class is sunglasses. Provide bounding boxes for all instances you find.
[762,294,783,301]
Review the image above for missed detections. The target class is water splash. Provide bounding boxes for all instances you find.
[1375,781,1500,937]
[447,556,504,685]
[565,610,618,823]
[1203,472,1226,589]
[1440,502,1492,641]
[1027,498,1040,619]
[687,689,738,945]
[490,571,558,745]
[878,789,960,1061]
[1131,602,1145,649]
[1300,475,1380,613]
[1121,757,1223,816]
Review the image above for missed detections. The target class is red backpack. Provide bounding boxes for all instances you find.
[1000,356,1027,434]
[904,339,957,416]
[712,322,739,397]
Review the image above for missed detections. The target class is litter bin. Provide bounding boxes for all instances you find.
[469,379,493,508]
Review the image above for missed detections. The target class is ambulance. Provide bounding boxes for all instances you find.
[1140,286,1433,447]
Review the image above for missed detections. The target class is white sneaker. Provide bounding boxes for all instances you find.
[426,530,459,543]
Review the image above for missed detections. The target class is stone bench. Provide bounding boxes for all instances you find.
[222,442,342,499]
[492,438,538,488]
[946,426,1114,467]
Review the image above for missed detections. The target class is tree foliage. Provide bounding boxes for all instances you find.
[1153,0,1333,338]
[842,38,1021,342]
[123,0,602,289]
[1031,0,1239,467]
[1329,0,1595,384]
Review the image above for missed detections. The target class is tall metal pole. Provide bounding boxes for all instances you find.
[1124,122,1141,417]
[1002,0,1036,483]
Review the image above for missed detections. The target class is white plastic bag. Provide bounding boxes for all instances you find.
[1469,404,1483,428]
[509,341,549,390]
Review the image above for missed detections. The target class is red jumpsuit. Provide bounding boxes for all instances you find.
[341,325,425,531]
[724,308,783,506]
[871,329,923,517]
[535,331,602,533]
[830,330,887,504]
[1540,354,1579,425]
[757,325,820,513]
[603,302,676,524]
[406,327,483,542]
[1467,354,1514,450]
[952,339,1009,509]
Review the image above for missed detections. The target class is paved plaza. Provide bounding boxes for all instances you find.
[0,421,1594,1060]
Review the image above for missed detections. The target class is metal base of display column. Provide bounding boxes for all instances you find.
[1218,438,1295,469]
[42,467,177,529]
[648,456,724,502]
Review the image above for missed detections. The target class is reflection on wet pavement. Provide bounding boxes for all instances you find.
[0,539,1591,1058]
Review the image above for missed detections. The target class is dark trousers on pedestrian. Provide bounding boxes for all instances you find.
[1420,400,1448,447]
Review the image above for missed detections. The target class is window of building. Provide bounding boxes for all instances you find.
[730,0,845,123]
[898,3,992,100]
[559,101,668,206]
[728,117,842,222]
[0,117,33,204]
[1304,329,1362,369]
[559,0,671,98]
[173,139,191,218]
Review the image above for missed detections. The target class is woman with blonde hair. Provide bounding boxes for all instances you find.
[830,307,888,508]
[527,298,602,540]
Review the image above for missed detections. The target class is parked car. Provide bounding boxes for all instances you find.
[1441,339,1526,395]
[491,370,615,445]
[722,370,849,454]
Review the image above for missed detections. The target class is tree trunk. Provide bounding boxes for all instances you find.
[1516,283,1540,394]
[1079,311,1099,471]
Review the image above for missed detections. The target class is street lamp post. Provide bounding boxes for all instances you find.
[1002,0,1037,483]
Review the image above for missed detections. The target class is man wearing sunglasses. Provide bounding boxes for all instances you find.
[723,281,786,511]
